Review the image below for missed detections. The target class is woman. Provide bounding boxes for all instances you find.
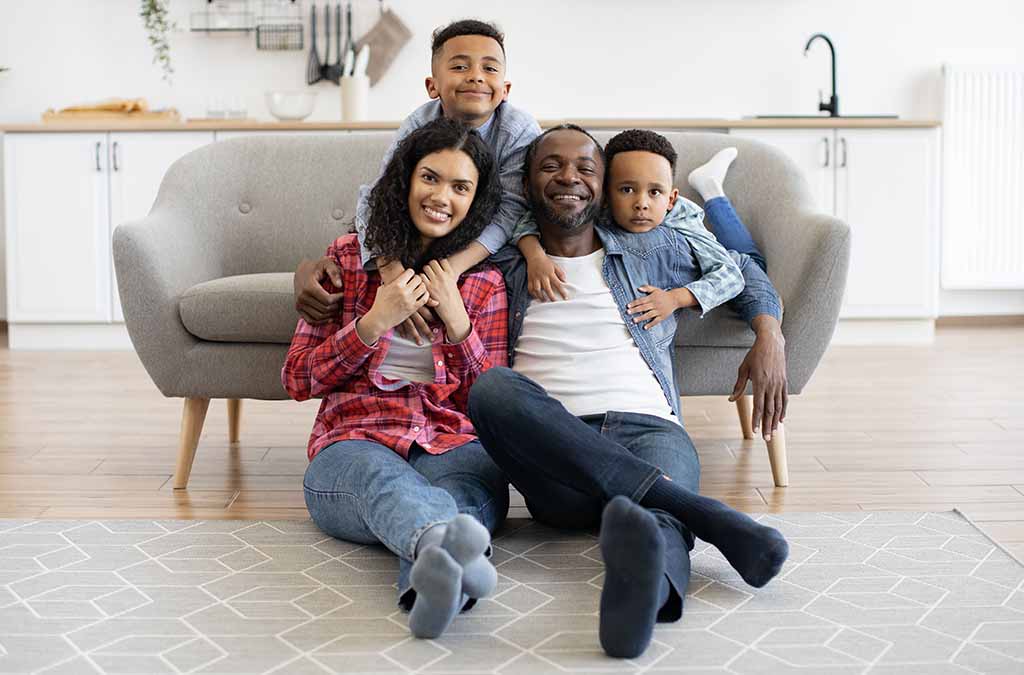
[281,117,509,639]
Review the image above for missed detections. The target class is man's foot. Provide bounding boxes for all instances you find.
[598,496,666,659]
[441,514,497,599]
[687,147,737,202]
[641,478,788,588]
[408,546,463,639]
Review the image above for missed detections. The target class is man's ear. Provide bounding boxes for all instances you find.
[667,188,680,212]
[425,76,440,100]
[501,81,511,102]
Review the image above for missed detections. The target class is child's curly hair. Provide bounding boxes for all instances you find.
[364,117,501,271]
[605,129,678,174]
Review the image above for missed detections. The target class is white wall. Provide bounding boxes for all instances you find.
[2,0,1023,320]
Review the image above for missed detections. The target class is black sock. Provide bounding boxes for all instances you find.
[598,496,665,659]
[640,477,789,588]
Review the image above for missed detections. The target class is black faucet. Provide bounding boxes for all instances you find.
[804,33,839,117]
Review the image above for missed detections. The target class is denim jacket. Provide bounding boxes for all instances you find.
[355,99,542,267]
[490,225,783,420]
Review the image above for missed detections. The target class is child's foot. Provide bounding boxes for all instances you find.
[408,546,463,639]
[598,496,666,659]
[688,147,737,202]
[441,514,497,599]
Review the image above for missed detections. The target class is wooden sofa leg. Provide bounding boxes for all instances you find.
[735,396,756,440]
[766,423,789,487]
[174,397,210,490]
[227,399,242,444]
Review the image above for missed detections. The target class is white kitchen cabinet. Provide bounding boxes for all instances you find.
[108,132,214,321]
[3,131,214,346]
[730,127,939,323]
[4,133,111,322]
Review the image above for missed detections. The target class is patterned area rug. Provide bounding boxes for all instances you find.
[1,512,1023,674]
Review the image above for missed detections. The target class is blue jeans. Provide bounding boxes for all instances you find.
[303,439,509,609]
[468,367,700,621]
[704,196,767,273]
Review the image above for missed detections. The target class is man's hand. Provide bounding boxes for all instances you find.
[729,315,787,441]
[294,257,343,325]
[627,286,697,330]
[379,258,434,345]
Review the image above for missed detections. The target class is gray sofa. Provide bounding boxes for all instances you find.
[112,131,850,490]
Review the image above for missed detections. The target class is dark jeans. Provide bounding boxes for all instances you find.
[468,367,700,621]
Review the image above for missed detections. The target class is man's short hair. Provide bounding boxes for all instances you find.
[523,124,606,175]
[605,129,678,174]
[431,20,506,59]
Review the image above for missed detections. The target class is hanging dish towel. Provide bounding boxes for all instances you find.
[353,8,412,86]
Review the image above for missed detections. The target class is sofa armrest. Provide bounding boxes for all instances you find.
[112,210,228,397]
[757,206,851,393]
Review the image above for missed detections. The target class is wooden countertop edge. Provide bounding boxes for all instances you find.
[0,117,941,132]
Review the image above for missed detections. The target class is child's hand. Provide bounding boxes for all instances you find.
[421,259,470,342]
[379,258,435,345]
[627,286,691,330]
[527,254,568,302]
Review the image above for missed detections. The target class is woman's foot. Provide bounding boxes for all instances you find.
[688,147,737,202]
[442,514,497,599]
[598,496,666,659]
[408,546,463,639]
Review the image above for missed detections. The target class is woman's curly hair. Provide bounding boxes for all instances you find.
[364,117,501,271]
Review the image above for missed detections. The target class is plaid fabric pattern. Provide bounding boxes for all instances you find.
[282,234,508,461]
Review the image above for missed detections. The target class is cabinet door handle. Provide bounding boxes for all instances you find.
[95,141,102,172]
[839,137,848,168]
[112,141,120,172]
[821,137,830,167]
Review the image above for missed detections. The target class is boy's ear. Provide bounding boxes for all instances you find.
[501,81,512,101]
[667,188,679,211]
[425,76,440,100]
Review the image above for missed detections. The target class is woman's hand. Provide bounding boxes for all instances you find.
[357,269,430,345]
[379,258,435,345]
[422,259,471,343]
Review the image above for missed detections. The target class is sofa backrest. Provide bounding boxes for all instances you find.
[152,130,816,303]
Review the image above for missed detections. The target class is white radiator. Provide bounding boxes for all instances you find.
[942,65,1024,289]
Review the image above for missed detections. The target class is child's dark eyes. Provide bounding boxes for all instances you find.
[650,190,662,197]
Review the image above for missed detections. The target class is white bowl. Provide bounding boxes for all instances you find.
[265,91,317,121]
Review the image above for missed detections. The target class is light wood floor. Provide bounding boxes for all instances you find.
[1,323,1023,560]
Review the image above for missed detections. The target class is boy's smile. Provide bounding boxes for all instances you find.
[607,151,679,233]
[426,34,511,128]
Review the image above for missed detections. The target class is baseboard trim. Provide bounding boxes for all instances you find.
[831,318,935,345]
[7,323,133,350]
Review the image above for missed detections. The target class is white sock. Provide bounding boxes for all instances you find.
[688,147,737,202]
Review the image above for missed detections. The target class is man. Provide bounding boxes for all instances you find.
[466,125,790,658]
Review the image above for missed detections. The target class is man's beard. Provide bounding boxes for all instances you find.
[530,191,601,232]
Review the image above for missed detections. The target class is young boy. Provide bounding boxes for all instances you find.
[513,129,745,325]
[294,19,541,343]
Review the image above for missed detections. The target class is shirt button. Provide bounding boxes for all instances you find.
[413,426,420,432]
[436,360,443,367]
[432,327,439,333]
[422,443,431,450]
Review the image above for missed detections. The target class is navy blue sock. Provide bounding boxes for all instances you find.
[598,497,665,659]
[640,477,788,588]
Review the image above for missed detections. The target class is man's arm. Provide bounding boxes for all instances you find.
[725,252,787,441]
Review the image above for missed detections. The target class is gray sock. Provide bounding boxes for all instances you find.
[441,514,497,599]
[415,523,446,557]
[408,546,462,639]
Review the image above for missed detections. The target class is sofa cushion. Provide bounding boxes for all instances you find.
[180,273,297,344]
[675,310,757,349]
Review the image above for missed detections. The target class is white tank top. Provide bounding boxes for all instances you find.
[378,333,435,384]
[513,248,677,422]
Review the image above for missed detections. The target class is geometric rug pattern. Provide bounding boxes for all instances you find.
[1,512,1023,674]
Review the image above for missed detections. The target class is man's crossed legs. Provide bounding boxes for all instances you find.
[469,367,789,657]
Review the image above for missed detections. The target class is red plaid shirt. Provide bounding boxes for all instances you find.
[282,234,508,461]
